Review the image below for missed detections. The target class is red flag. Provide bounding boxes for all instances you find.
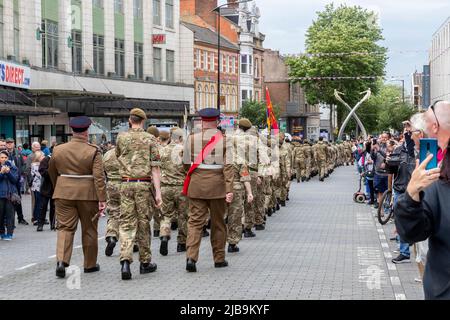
[265,87,278,134]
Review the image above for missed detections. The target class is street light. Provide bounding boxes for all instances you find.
[213,0,252,113]
[389,78,405,103]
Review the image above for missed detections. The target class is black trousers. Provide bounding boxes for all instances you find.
[38,196,55,227]
[14,201,24,222]
[0,198,15,235]
[367,179,375,203]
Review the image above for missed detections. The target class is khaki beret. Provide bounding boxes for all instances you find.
[159,131,170,140]
[130,108,147,120]
[147,126,159,137]
[238,118,252,129]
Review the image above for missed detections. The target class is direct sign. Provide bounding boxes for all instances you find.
[0,60,31,89]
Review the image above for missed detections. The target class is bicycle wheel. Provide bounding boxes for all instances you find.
[377,190,393,225]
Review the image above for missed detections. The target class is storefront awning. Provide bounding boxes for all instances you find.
[0,103,61,115]
[30,90,125,102]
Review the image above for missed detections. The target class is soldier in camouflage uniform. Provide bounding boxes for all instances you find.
[304,141,313,181]
[159,128,188,256]
[285,137,295,200]
[278,133,291,205]
[147,126,163,238]
[227,121,253,253]
[116,108,162,280]
[314,137,328,181]
[103,147,121,257]
[292,138,305,183]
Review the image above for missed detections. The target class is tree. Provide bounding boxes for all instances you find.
[286,3,387,138]
[240,100,281,128]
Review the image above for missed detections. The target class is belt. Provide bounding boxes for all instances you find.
[122,177,152,183]
[197,164,224,170]
[60,174,94,179]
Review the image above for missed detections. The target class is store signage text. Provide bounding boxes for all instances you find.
[0,60,31,89]
[152,34,166,44]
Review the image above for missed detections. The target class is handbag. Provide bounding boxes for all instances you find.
[8,192,21,205]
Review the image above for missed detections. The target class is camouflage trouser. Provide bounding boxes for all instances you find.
[160,185,188,244]
[319,160,327,179]
[305,160,311,178]
[105,182,121,239]
[271,177,278,207]
[153,208,162,233]
[119,182,153,264]
[227,184,244,245]
[254,178,265,225]
[280,175,289,201]
[244,172,258,229]
[295,160,305,180]
[263,176,272,209]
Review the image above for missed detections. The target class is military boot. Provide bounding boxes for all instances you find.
[255,224,265,231]
[177,243,187,252]
[160,236,169,256]
[244,228,256,238]
[228,244,240,253]
[267,208,273,217]
[280,200,286,207]
[186,258,197,272]
[170,221,178,231]
[202,225,210,237]
[140,262,157,274]
[121,260,132,280]
[105,236,117,257]
[56,261,68,279]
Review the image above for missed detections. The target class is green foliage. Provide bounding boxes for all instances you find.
[240,100,281,128]
[287,3,387,112]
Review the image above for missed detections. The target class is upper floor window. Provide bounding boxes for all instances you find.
[114,0,124,14]
[42,19,59,69]
[133,0,143,19]
[165,0,174,29]
[92,0,103,8]
[153,0,161,26]
[241,54,253,75]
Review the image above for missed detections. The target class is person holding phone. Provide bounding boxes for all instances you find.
[394,100,450,299]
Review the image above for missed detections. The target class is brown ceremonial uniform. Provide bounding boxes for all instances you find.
[183,128,234,263]
[49,136,106,269]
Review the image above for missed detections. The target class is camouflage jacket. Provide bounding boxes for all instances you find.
[115,128,161,178]
[160,141,186,186]
[103,147,121,182]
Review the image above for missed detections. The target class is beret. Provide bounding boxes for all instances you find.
[147,126,160,137]
[130,108,147,120]
[238,118,252,129]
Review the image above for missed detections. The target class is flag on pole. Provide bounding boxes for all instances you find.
[265,87,278,135]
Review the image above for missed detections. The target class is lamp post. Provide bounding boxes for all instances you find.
[213,0,252,113]
[389,78,405,103]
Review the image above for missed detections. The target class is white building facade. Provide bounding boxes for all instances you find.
[430,17,450,103]
[0,0,194,144]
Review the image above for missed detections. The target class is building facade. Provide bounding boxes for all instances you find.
[430,16,450,103]
[411,71,423,111]
[0,0,194,144]
[222,0,264,106]
[263,49,320,140]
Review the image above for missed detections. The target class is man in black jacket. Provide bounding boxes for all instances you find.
[5,138,28,225]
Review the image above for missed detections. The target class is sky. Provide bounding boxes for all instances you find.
[233,0,450,95]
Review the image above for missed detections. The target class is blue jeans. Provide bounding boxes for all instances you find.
[394,192,410,257]
[33,191,42,222]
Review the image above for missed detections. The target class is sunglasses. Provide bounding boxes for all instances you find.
[430,100,443,128]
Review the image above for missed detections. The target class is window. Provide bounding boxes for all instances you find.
[210,52,214,71]
[93,34,105,75]
[153,0,161,25]
[42,20,58,68]
[0,5,4,58]
[200,50,204,70]
[254,58,259,78]
[242,90,248,102]
[232,56,236,74]
[249,55,253,75]
[195,49,200,69]
[153,47,162,81]
[222,55,226,73]
[114,0,124,14]
[204,86,209,108]
[166,50,175,82]
[228,56,233,74]
[114,39,125,77]
[134,42,144,79]
[210,85,215,108]
[13,6,19,59]
[197,84,202,109]
[165,0,174,29]
[231,88,236,110]
[241,55,248,74]
[204,51,208,71]
[133,0,142,19]
[92,0,103,8]
[71,30,82,74]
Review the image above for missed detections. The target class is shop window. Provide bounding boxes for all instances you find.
[93,34,105,75]
[42,19,59,69]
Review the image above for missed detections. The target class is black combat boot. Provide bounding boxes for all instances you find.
[276,202,281,211]
[105,236,117,257]
[255,224,265,231]
[177,243,187,252]
[301,177,306,182]
[140,262,157,274]
[280,200,286,207]
[170,221,178,231]
[121,260,132,280]
[84,264,100,273]
[153,230,160,238]
[133,244,139,252]
[214,260,229,268]
[160,236,169,256]
[56,261,68,278]
[186,258,197,272]
[267,208,273,217]
[228,244,240,253]
[202,225,209,237]
[244,228,256,238]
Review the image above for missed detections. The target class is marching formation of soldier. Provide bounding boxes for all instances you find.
[49,108,353,280]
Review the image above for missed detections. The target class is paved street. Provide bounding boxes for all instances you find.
[0,166,424,300]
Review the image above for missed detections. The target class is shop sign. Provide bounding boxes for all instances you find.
[0,60,31,89]
[152,34,166,44]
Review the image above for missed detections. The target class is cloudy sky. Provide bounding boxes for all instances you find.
[232,0,450,94]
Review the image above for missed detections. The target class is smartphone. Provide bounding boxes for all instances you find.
[419,138,438,170]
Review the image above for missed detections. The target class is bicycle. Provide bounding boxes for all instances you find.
[377,174,394,225]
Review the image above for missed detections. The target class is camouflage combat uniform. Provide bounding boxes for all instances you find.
[116,128,161,264]
[160,140,188,244]
[103,147,121,240]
